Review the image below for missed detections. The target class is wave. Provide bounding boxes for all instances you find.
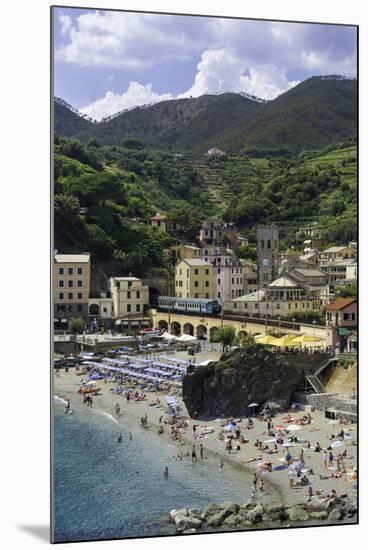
[54,395,68,406]
[97,411,119,424]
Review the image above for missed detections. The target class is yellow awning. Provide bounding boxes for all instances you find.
[254,334,283,346]
[290,334,323,345]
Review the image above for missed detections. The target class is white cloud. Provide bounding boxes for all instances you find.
[180,49,299,101]
[59,14,72,36]
[56,11,203,68]
[79,81,173,121]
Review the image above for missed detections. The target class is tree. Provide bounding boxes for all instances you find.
[214,325,236,352]
[69,317,85,334]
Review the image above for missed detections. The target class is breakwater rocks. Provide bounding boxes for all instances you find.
[167,497,357,533]
[183,344,319,417]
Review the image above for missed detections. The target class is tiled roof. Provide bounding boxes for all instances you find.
[326,297,357,311]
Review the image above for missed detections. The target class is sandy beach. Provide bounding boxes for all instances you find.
[53,362,357,520]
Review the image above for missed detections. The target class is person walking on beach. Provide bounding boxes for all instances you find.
[200,444,204,460]
[259,479,264,494]
[328,451,334,468]
[253,473,258,492]
[115,403,121,417]
[129,432,133,441]
[164,466,169,479]
[299,449,304,464]
[323,450,327,468]
[192,445,197,462]
[65,399,71,414]
[288,469,294,488]
[220,459,224,469]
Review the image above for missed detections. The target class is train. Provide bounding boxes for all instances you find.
[157,296,222,315]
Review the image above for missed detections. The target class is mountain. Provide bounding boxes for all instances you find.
[54,76,357,154]
[54,97,96,137]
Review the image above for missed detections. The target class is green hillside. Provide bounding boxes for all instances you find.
[54,134,357,272]
[61,76,357,154]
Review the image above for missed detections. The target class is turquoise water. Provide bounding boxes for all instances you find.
[53,399,252,542]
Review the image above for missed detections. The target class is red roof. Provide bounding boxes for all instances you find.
[326,297,357,311]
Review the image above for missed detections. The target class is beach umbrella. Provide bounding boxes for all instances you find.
[282,441,293,447]
[277,334,300,348]
[254,334,282,346]
[248,402,259,415]
[161,332,177,341]
[289,461,303,471]
[291,334,323,345]
[175,334,197,342]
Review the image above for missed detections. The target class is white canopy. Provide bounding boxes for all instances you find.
[161,332,177,341]
[175,334,197,342]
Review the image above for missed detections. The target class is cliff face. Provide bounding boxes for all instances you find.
[182,345,329,418]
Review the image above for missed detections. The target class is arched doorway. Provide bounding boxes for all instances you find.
[183,323,194,335]
[158,320,168,331]
[89,303,100,316]
[149,287,161,307]
[197,324,207,339]
[210,326,219,342]
[171,321,181,336]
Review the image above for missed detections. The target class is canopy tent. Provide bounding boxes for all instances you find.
[175,334,197,342]
[254,334,282,346]
[161,332,177,341]
[291,334,323,345]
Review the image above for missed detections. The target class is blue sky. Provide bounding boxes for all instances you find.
[53,7,357,121]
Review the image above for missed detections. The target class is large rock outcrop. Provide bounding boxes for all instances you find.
[183,344,329,417]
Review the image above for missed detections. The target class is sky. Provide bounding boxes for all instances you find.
[53,7,357,121]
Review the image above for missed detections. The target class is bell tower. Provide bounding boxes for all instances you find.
[257,225,279,288]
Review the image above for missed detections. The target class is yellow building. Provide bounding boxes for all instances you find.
[175,259,214,299]
[165,244,202,264]
[53,253,91,324]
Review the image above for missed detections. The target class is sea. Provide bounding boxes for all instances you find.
[53,397,253,542]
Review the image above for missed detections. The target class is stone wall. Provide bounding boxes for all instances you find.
[292,391,357,421]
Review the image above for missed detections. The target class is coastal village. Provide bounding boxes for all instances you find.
[54,211,357,533]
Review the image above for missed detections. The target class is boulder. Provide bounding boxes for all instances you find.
[188,508,202,519]
[175,515,202,532]
[219,502,240,515]
[183,528,197,535]
[240,499,257,511]
[182,344,329,417]
[328,507,344,521]
[287,506,310,522]
[170,508,188,521]
[309,511,328,520]
[246,504,264,524]
[206,510,228,527]
[305,501,327,513]
[202,503,221,518]
[224,514,243,528]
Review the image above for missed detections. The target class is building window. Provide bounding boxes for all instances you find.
[205,293,209,298]
[58,267,64,275]
[68,280,73,287]
[136,291,140,299]
[217,279,221,285]
[267,239,271,249]
[78,293,82,300]
[276,303,280,310]
[343,313,355,321]
[77,267,83,275]
[194,268,199,275]
[77,280,82,287]
[127,291,131,299]
[77,305,83,312]
[218,292,221,298]
[218,268,221,274]
[244,304,248,309]
[68,293,73,300]
[128,281,132,288]
[68,267,73,275]
[205,281,209,287]
[255,303,259,309]
[127,304,131,312]
[59,280,64,288]
[195,293,199,298]
[136,304,140,312]
[194,281,199,287]
[59,292,64,300]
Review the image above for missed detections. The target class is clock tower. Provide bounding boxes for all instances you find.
[257,225,279,288]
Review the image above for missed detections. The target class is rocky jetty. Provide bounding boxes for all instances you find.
[183,344,328,417]
[167,497,357,534]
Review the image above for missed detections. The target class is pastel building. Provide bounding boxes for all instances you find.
[53,253,91,323]
[175,259,214,299]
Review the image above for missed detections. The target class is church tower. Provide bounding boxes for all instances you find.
[257,225,279,288]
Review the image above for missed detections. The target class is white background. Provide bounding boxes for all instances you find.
[1,0,366,548]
